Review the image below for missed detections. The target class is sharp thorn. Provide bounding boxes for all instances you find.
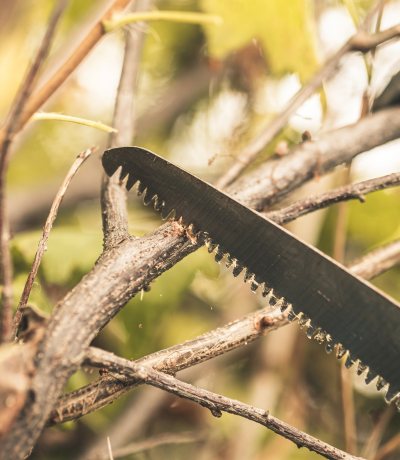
[365,369,378,385]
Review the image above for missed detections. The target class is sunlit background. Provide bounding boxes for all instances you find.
[2,0,400,459]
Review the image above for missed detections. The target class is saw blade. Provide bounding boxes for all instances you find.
[103,146,400,404]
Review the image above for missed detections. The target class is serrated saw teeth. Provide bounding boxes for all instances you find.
[376,376,388,392]
[119,166,129,181]
[357,361,368,376]
[365,369,378,385]
[345,355,355,369]
[336,344,347,360]
[126,173,139,191]
[385,384,400,403]
[143,188,157,206]
[137,181,145,196]
[102,147,400,408]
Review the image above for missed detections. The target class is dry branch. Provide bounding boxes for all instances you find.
[47,236,400,425]
[12,147,96,339]
[214,6,392,189]
[101,0,153,250]
[227,107,400,210]
[0,0,69,344]
[266,172,400,225]
[84,347,365,460]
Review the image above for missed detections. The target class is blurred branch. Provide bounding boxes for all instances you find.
[0,0,69,344]
[375,430,400,460]
[110,432,204,459]
[47,234,400,425]
[47,299,286,425]
[30,113,117,133]
[265,172,400,226]
[349,23,400,53]
[77,387,170,460]
[214,4,388,189]
[84,347,365,460]
[103,10,223,33]
[348,239,400,279]
[0,0,132,141]
[227,107,400,211]
[11,147,95,340]
[362,404,396,459]
[101,0,152,250]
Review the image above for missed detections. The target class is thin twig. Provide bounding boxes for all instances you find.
[107,437,114,460]
[214,4,387,189]
[0,0,69,344]
[103,10,223,33]
[362,403,396,459]
[84,347,365,460]
[30,113,117,133]
[46,236,400,425]
[101,0,153,250]
[112,433,204,459]
[11,147,96,340]
[265,172,400,225]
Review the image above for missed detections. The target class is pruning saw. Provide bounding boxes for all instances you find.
[102,146,400,405]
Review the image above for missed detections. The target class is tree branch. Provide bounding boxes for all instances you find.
[227,107,400,211]
[0,0,69,344]
[11,147,96,340]
[101,0,153,250]
[84,347,365,460]
[0,0,133,142]
[0,226,201,459]
[348,238,400,279]
[46,235,400,426]
[265,172,400,226]
[214,5,386,189]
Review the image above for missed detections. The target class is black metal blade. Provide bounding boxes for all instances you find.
[103,146,400,403]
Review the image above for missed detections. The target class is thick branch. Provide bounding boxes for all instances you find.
[266,172,400,225]
[12,147,95,339]
[85,347,365,460]
[227,107,400,211]
[46,232,400,425]
[0,226,201,460]
[47,300,286,425]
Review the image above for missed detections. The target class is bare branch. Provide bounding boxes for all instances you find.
[375,430,400,460]
[0,226,201,459]
[227,107,400,211]
[102,0,153,250]
[265,172,400,226]
[0,0,69,344]
[11,147,96,339]
[47,300,286,425]
[348,239,400,279]
[214,5,384,189]
[47,233,400,426]
[84,347,365,460]
[0,0,133,144]
[362,403,396,459]
[111,432,204,460]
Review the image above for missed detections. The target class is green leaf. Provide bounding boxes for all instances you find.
[200,0,318,81]
[12,227,103,286]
